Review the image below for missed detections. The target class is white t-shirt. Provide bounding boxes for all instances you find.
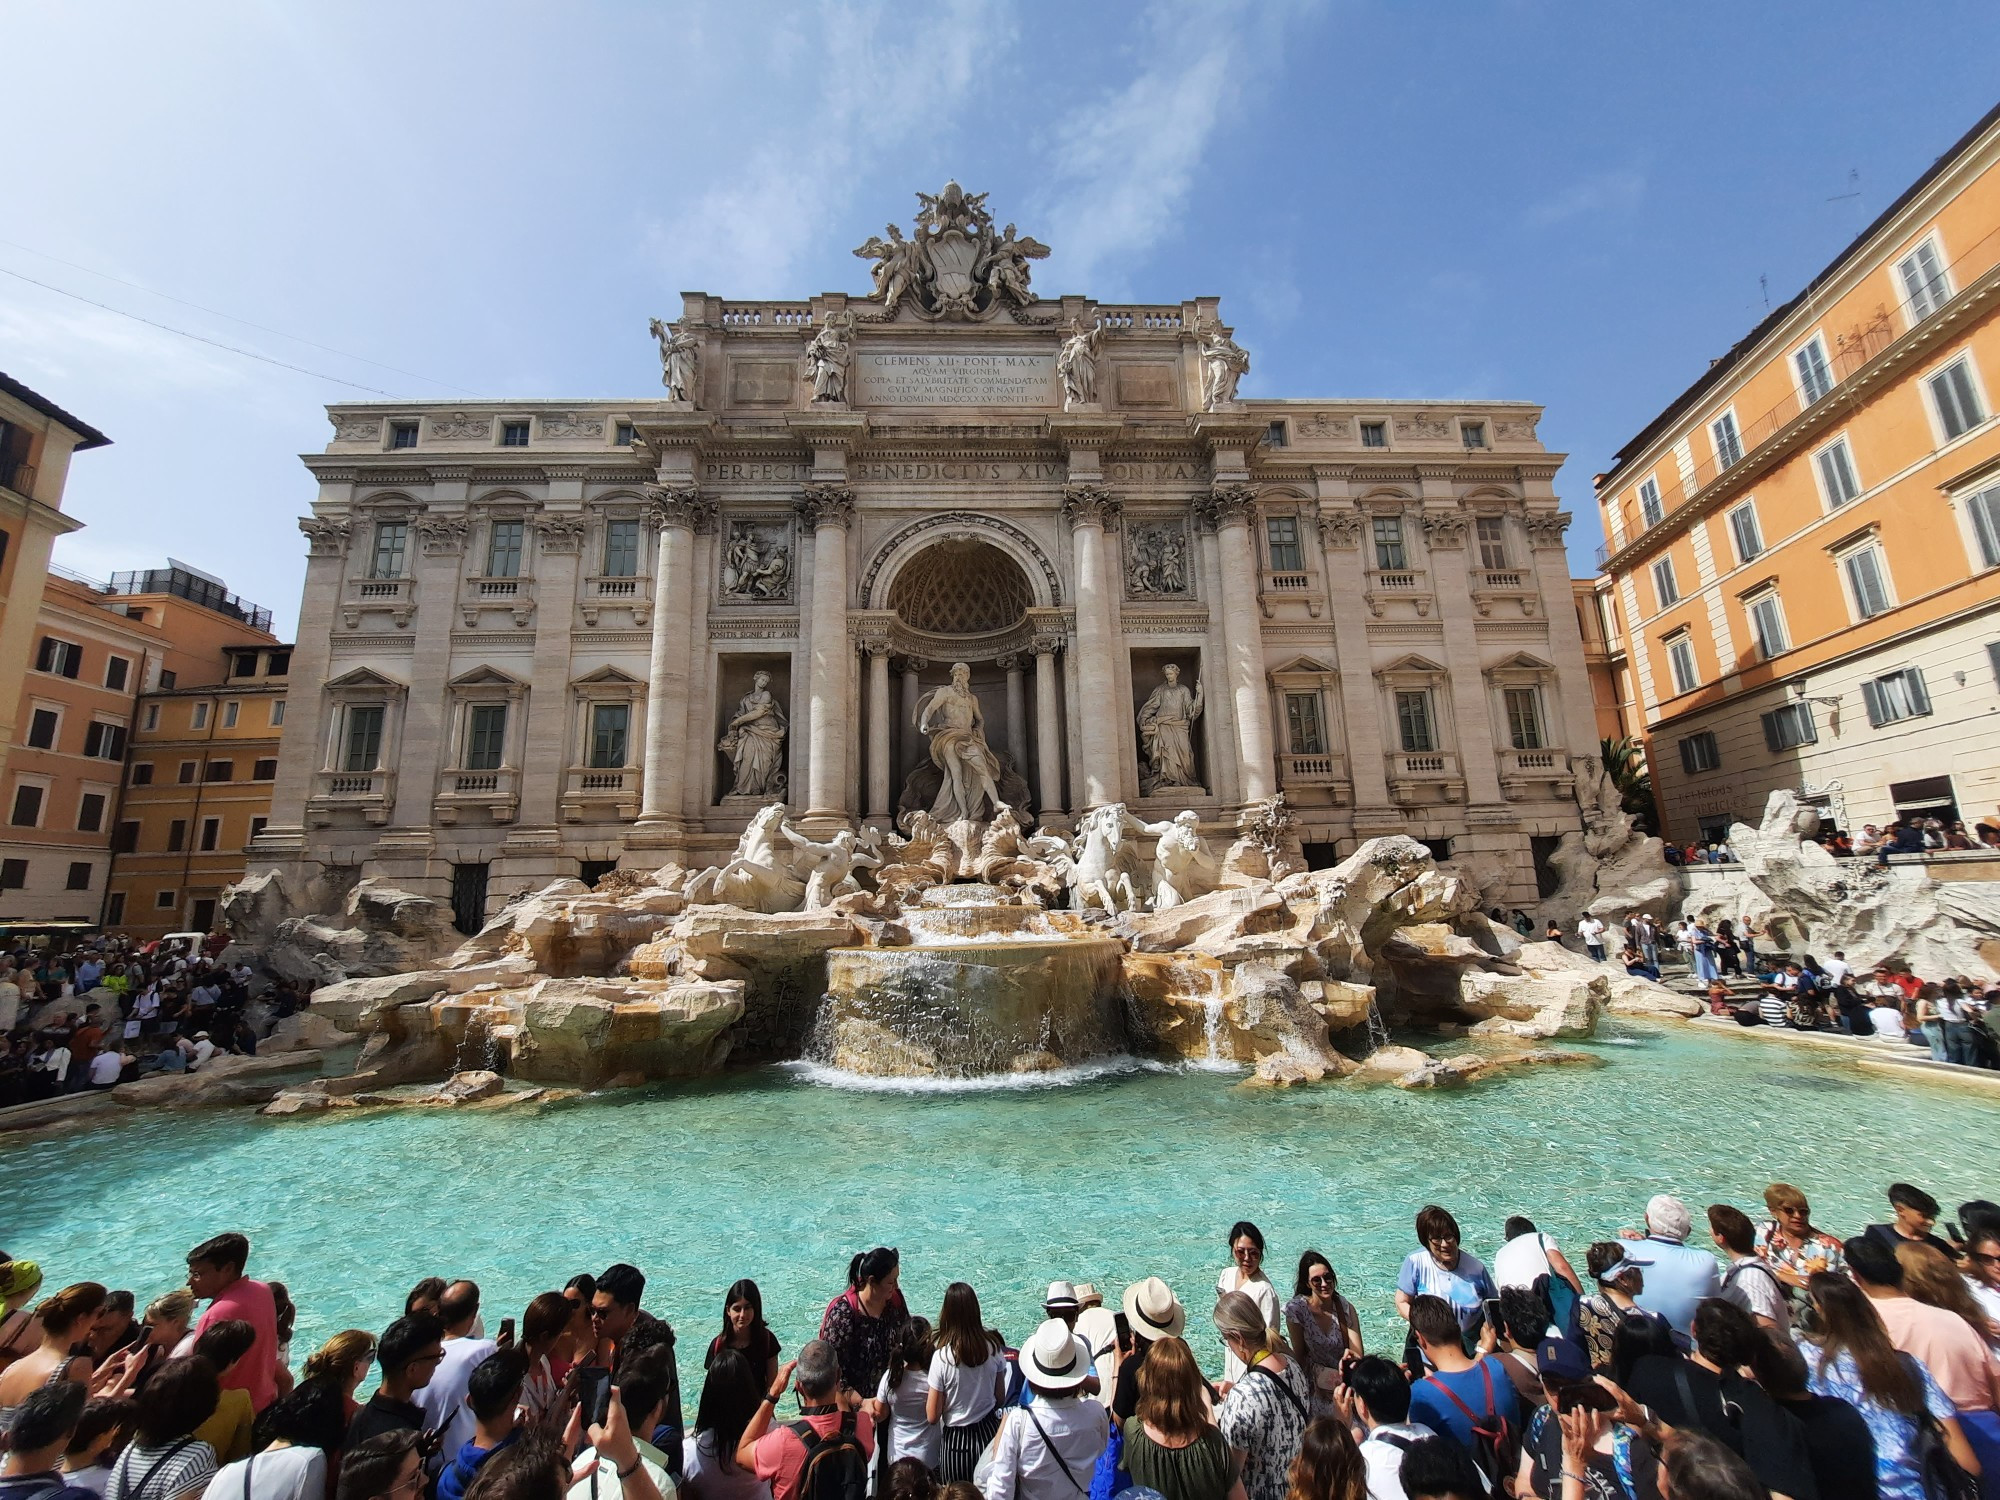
[1492,1232,1557,1292]
[681,1428,773,1500]
[419,1334,498,1456]
[876,1366,942,1470]
[928,1342,1004,1427]
[200,1445,326,1500]
[191,1039,217,1069]
[1577,918,1606,945]
[89,1050,123,1085]
[1823,958,1852,985]
[1870,1007,1907,1041]
[1215,1269,1281,1383]
[1965,1277,2000,1334]
[1360,1423,1437,1500]
[1073,1306,1118,1399]
[1720,1257,1791,1333]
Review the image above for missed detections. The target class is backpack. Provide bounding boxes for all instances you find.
[790,1414,869,1500]
[1421,1362,1518,1500]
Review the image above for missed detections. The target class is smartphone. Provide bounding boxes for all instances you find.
[497,1318,516,1345]
[576,1365,613,1428]
[419,1426,448,1457]
[1555,1381,1617,1414]
[1480,1297,1503,1331]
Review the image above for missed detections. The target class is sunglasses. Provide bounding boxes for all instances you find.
[1969,1252,2000,1266]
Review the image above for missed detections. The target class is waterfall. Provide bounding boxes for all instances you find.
[1202,990,1227,1063]
[1364,998,1390,1056]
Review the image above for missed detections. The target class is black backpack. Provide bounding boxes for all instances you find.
[790,1413,870,1500]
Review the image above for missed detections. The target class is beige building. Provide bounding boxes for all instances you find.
[255,185,1594,925]
[0,373,109,790]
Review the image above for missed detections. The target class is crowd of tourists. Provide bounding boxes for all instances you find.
[6,1181,2000,1500]
[0,934,307,1109]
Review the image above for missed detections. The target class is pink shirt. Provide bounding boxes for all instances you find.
[752,1409,874,1500]
[1875,1295,2000,1414]
[196,1276,279,1411]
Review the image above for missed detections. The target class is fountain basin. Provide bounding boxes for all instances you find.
[817,935,1129,1077]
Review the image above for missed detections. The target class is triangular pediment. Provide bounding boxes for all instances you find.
[325,666,405,690]
[449,664,525,688]
[571,665,643,687]
[1488,651,1555,672]
[1380,653,1446,674]
[1272,655,1336,675]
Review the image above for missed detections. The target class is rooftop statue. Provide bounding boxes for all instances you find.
[648,317,700,403]
[854,181,1048,321]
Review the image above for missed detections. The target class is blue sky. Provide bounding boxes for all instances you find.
[5,1,1997,635]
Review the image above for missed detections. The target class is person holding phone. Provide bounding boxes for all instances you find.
[1511,1337,1661,1500]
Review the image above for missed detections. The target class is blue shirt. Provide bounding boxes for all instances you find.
[1408,1357,1520,1454]
[437,1433,517,1500]
[1630,1236,1719,1337]
[1398,1249,1497,1335]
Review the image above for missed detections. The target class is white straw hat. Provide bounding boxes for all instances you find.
[1022,1318,1090,1390]
[1120,1276,1186,1341]
[1044,1280,1080,1310]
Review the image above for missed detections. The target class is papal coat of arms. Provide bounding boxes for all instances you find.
[853,181,1049,321]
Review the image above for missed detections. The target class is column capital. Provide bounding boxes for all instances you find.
[299,516,351,556]
[1525,511,1573,549]
[1030,633,1065,657]
[1419,511,1468,548]
[1315,506,1364,549]
[533,514,587,554]
[1061,483,1120,529]
[1203,482,1259,529]
[645,484,715,534]
[797,482,856,530]
[997,654,1023,672]
[414,514,470,555]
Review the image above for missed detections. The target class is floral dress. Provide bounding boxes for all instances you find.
[817,1288,908,1402]
[1281,1295,1354,1418]
[1806,1346,1955,1500]
[1215,1357,1310,1500]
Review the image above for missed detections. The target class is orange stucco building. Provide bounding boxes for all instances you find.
[1593,101,2000,843]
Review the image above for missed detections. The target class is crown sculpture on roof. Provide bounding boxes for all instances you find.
[853,181,1050,321]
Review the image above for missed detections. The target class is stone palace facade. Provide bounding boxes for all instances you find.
[253,184,1594,923]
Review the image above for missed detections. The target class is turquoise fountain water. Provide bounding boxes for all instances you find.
[6,1021,1996,1385]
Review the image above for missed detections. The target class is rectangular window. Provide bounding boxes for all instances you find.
[105,891,125,924]
[1461,421,1487,449]
[252,758,278,780]
[1395,690,1436,753]
[1679,732,1720,773]
[1372,517,1406,571]
[1265,516,1302,571]
[1727,502,1763,563]
[1815,437,1861,509]
[602,519,641,577]
[77,793,105,833]
[166,819,187,853]
[0,860,26,891]
[105,656,130,692]
[222,701,239,728]
[78,722,122,760]
[1359,421,1387,448]
[615,421,636,447]
[1899,239,1950,322]
[231,651,260,678]
[131,763,154,786]
[155,889,176,910]
[1761,702,1818,751]
[1667,635,1699,695]
[177,761,196,785]
[204,760,233,782]
[1711,412,1743,468]
[1843,546,1892,620]
[1651,557,1679,608]
[1475,517,1508,569]
[1266,420,1288,448]
[1931,357,1986,440]
[9,784,41,827]
[501,420,531,447]
[1862,667,1932,727]
[249,816,268,842]
[143,703,160,731]
[267,649,289,674]
[270,699,286,727]
[111,821,138,856]
[158,670,175,689]
[370,520,408,579]
[390,421,420,449]
[1794,336,1834,403]
[36,637,82,678]
[1284,693,1325,755]
[65,861,91,892]
[1967,484,2000,569]
[1503,686,1544,749]
[199,816,221,852]
[1638,478,1664,528]
[190,702,209,730]
[343,706,385,772]
[486,520,525,577]
[1748,594,1789,660]
[589,703,630,768]
[26,708,57,750]
[464,704,508,770]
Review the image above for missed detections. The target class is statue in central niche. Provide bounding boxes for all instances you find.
[915,661,1004,824]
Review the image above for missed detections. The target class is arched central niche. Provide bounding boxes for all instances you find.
[887,538,1032,635]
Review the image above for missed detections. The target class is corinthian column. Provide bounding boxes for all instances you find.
[865,641,891,820]
[1033,635,1064,815]
[1063,483,1122,808]
[798,483,855,828]
[1208,484,1277,803]
[638,485,710,828]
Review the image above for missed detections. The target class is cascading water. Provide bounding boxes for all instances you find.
[1202,991,1228,1062]
[1364,998,1391,1055]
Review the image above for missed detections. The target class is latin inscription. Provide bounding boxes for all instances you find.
[853,351,1057,407]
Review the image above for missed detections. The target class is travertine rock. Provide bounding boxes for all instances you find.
[1507,940,1700,1017]
[436,1070,504,1103]
[224,870,457,986]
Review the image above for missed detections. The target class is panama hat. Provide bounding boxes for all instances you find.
[1044,1280,1081,1311]
[1074,1283,1103,1307]
[1022,1318,1090,1390]
[1121,1276,1185,1341]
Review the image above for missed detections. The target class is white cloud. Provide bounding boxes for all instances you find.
[1525,169,1646,229]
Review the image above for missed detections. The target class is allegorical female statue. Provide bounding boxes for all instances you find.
[718,670,787,797]
[916,662,1004,824]
[1137,663,1204,794]
[1057,317,1101,409]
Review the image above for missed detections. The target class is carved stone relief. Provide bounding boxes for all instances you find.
[431,413,493,441]
[719,519,794,602]
[331,415,380,442]
[1124,519,1194,598]
[539,413,605,439]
